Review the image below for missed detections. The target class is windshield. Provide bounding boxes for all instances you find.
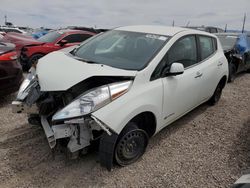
[74,30,168,70]
[38,31,62,43]
[217,35,238,50]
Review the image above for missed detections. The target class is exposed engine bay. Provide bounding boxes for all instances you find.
[12,71,133,166]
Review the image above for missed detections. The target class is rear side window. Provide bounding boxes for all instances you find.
[199,36,216,60]
[63,34,92,43]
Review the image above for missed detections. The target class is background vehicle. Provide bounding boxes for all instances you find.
[0,26,27,34]
[216,33,250,82]
[31,29,50,39]
[0,32,40,54]
[66,26,109,33]
[0,42,23,96]
[12,26,228,170]
[20,29,96,70]
[186,26,224,33]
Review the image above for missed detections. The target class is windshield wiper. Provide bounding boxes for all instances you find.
[75,57,100,64]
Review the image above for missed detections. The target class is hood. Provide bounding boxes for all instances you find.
[0,42,15,55]
[1,32,43,47]
[36,51,137,91]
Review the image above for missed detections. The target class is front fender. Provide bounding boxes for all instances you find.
[92,80,163,134]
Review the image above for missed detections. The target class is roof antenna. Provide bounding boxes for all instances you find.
[242,13,246,33]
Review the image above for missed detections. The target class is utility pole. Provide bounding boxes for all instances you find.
[242,13,246,33]
[4,15,7,25]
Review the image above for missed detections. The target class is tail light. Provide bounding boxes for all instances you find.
[0,51,18,61]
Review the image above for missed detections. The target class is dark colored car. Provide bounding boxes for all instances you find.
[216,33,250,82]
[20,29,96,70]
[0,42,23,96]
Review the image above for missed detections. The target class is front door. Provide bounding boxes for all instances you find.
[161,35,202,126]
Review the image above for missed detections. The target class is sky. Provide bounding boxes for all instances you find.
[0,0,249,30]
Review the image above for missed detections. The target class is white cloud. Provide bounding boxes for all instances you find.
[0,0,249,30]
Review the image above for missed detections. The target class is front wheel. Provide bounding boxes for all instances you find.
[115,123,148,166]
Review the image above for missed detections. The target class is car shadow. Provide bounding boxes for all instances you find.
[228,118,250,177]
[150,102,210,145]
[0,93,16,108]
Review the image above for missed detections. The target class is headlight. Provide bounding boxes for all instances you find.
[17,67,36,100]
[52,80,132,121]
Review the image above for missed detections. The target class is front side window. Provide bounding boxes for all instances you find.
[167,35,197,68]
[199,36,216,60]
[74,30,169,70]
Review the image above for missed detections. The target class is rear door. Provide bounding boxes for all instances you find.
[196,35,222,101]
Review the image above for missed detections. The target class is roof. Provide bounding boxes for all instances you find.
[54,29,96,35]
[115,25,188,36]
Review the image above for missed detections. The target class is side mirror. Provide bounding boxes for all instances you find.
[58,39,68,46]
[167,63,184,76]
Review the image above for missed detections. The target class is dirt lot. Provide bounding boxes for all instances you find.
[0,74,250,188]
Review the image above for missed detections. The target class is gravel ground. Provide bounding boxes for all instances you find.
[0,73,250,188]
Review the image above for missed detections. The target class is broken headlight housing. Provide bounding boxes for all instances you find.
[52,81,132,121]
[17,67,37,100]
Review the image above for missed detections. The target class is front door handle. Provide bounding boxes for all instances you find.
[217,61,223,66]
[195,72,203,78]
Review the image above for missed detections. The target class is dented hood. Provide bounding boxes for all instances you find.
[36,51,137,91]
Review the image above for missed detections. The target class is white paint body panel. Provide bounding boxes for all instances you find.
[93,28,228,134]
[35,26,228,135]
[36,51,137,91]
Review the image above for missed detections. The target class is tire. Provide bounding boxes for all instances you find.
[115,122,148,166]
[208,82,223,106]
[27,54,44,70]
[228,63,237,83]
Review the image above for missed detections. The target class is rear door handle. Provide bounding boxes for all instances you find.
[195,72,203,78]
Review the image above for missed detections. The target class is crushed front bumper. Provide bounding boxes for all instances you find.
[41,116,74,149]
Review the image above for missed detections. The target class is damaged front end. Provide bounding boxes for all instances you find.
[12,67,133,169]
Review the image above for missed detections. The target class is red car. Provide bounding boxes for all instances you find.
[1,30,96,70]
[0,42,23,96]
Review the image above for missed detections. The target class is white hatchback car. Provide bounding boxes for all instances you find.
[12,25,228,170]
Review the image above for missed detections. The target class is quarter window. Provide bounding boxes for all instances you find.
[167,35,198,68]
[199,36,216,60]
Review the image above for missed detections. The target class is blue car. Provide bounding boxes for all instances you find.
[216,33,250,82]
[32,30,50,39]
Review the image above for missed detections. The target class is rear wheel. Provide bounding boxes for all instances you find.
[115,123,148,166]
[228,63,237,83]
[208,82,223,105]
